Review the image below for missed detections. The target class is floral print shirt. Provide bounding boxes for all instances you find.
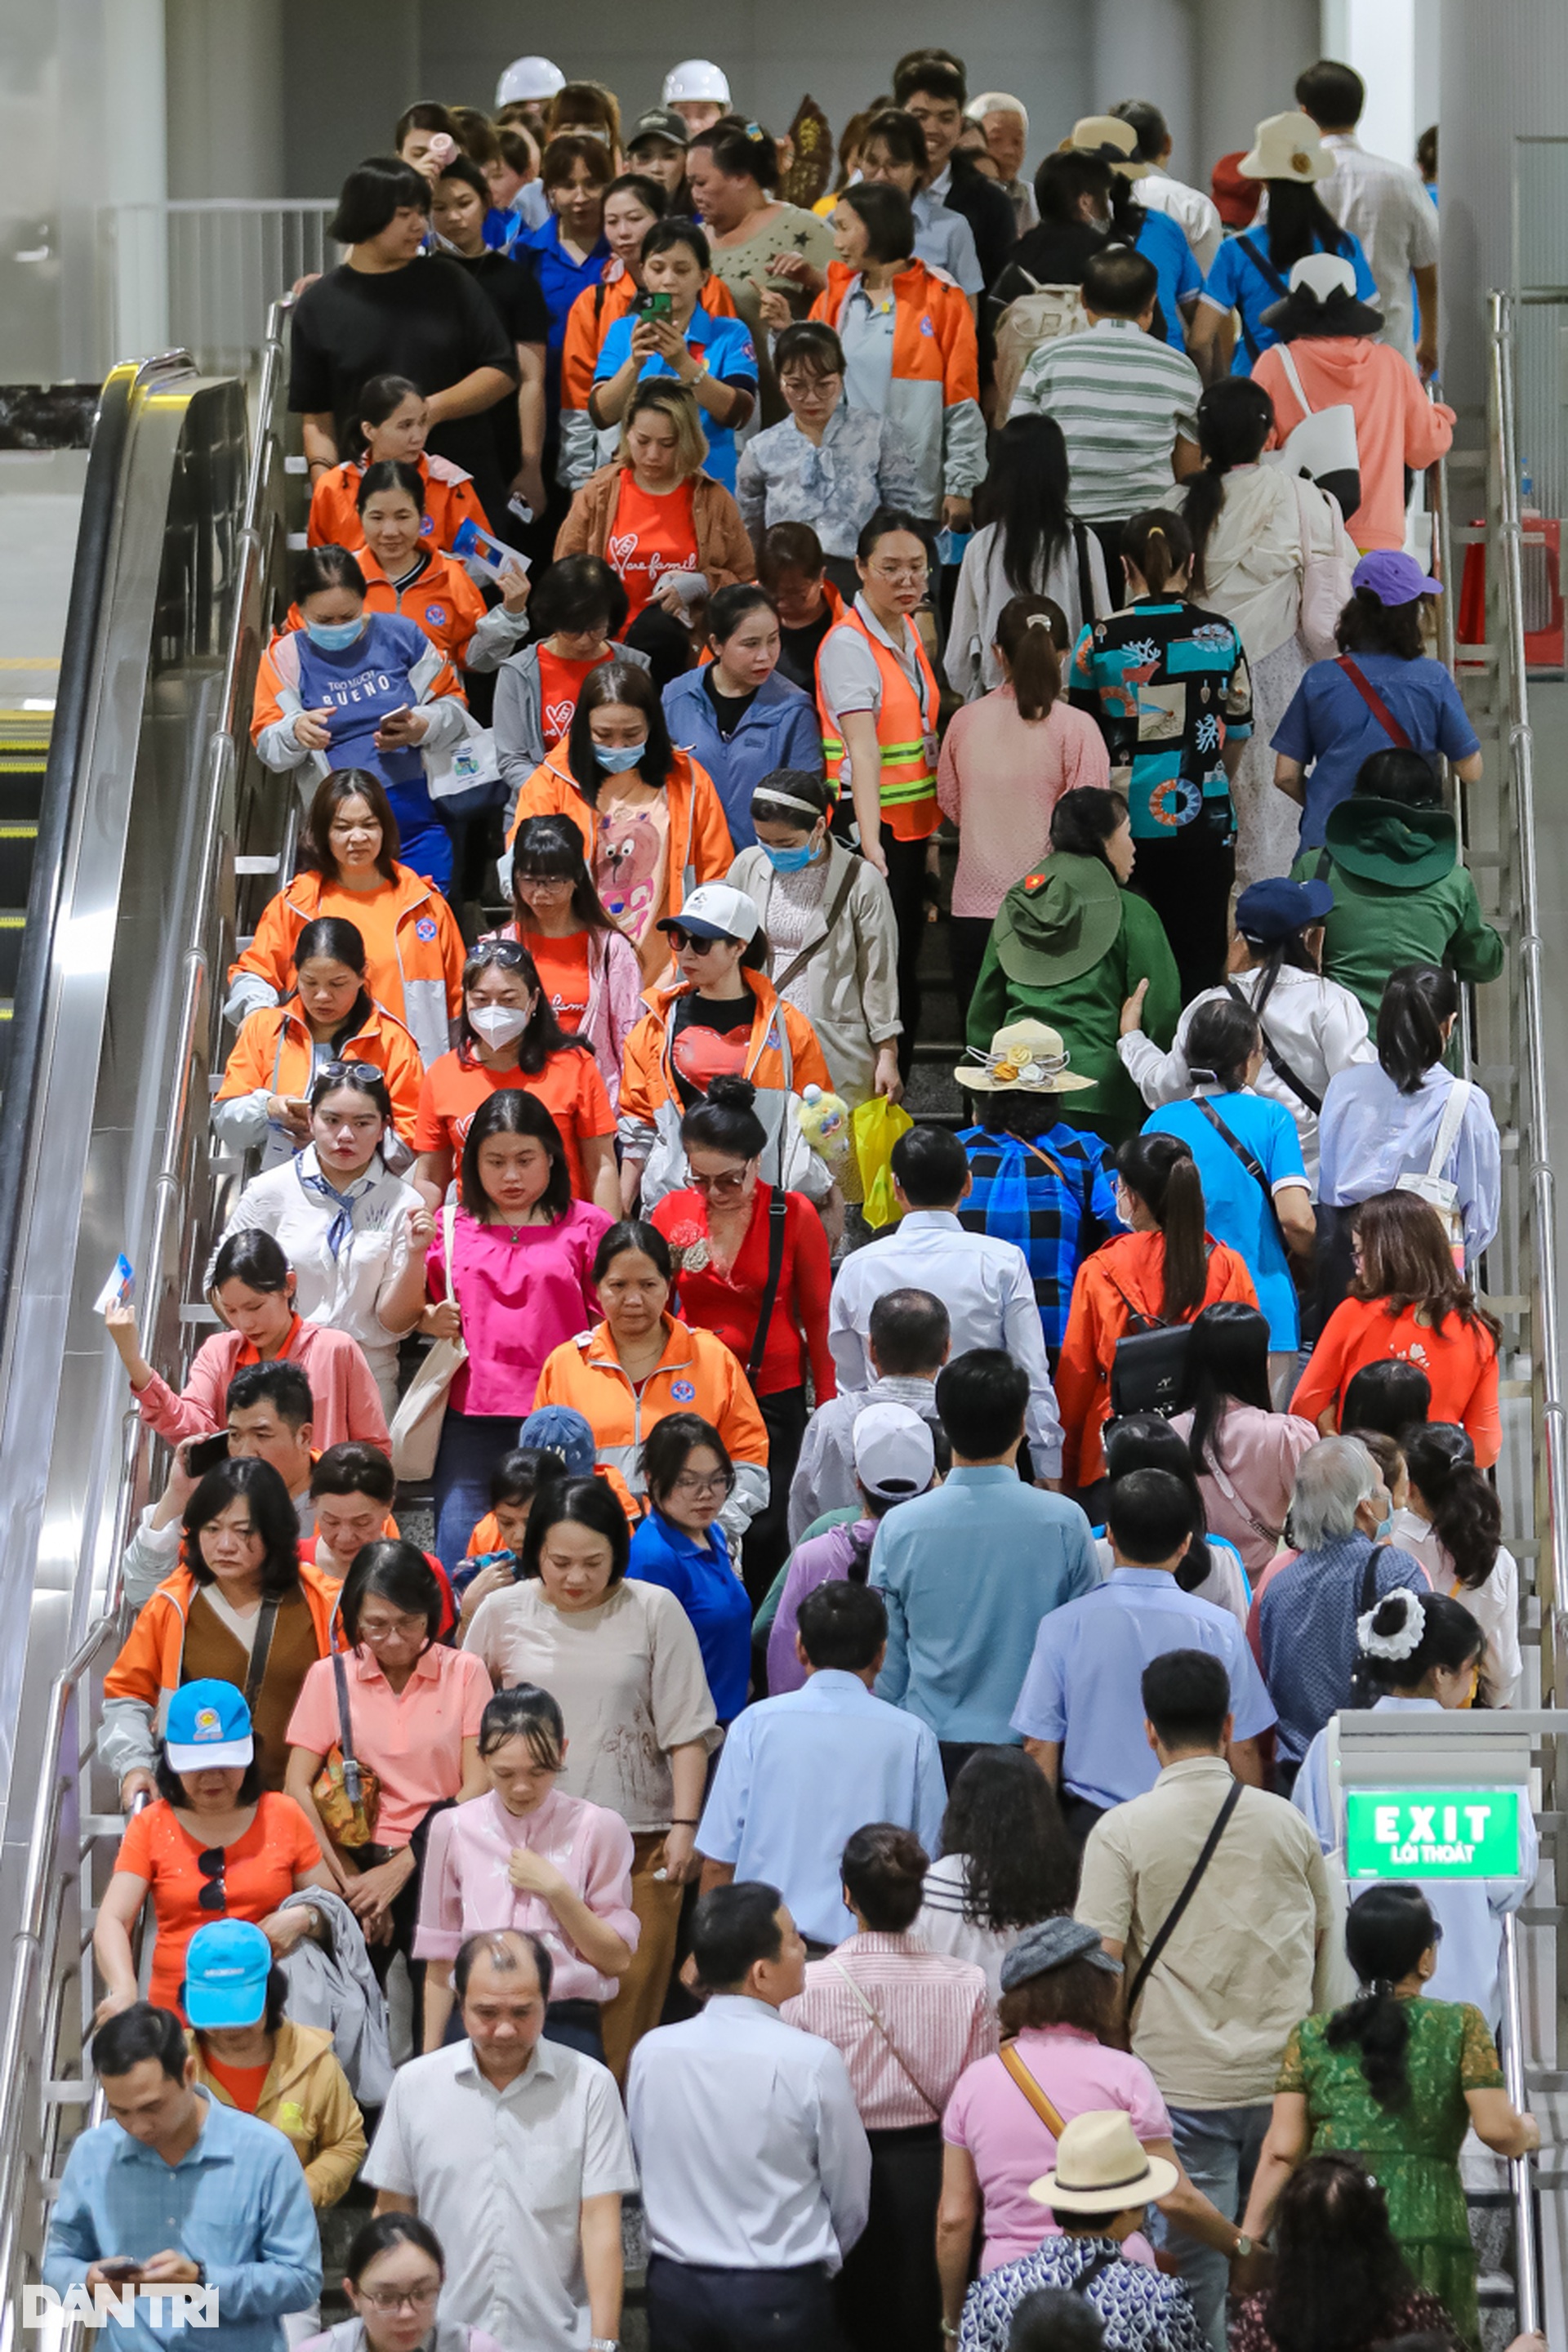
[734,406,922,559]
[1069,595,1253,842]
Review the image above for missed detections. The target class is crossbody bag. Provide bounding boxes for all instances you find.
[1347,1542,1394,1706]
[745,1191,791,1388]
[1192,1095,1297,1262]
[1222,979,1322,1118]
[768,855,860,997]
[1338,656,1414,751]
[1125,1779,1245,2015]
[831,1960,948,2117]
[996,2047,1146,2276]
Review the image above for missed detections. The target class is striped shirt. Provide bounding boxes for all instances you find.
[782,1931,998,2129]
[1008,317,1201,522]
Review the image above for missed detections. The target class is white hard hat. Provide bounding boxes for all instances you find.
[662,60,731,108]
[496,56,566,107]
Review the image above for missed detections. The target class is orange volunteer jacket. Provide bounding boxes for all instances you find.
[808,256,984,519]
[215,999,425,1146]
[505,749,733,915]
[308,451,486,553]
[1055,1229,1259,1488]
[817,600,944,843]
[533,1313,768,1519]
[227,865,464,1073]
[104,1557,344,1717]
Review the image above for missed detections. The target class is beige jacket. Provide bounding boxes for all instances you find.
[728,836,902,1107]
[555,463,756,592]
[188,2019,366,2207]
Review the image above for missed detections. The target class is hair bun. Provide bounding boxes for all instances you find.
[705,1074,758,1112]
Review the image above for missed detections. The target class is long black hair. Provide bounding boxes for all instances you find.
[1183,1302,1274,1480]
[1184,997,1259,1094]
[1103,1416,1214,1593]
[1116,1133,1209,1324]
[1402,1422,1502,1593]
[1326,1884,1438,2110]
[509,813,618,938]
[1376,963,1459,1095]
[1262,178,1354,276]
[182,1458,303,1601]
[1262,2154,1421,2352]
[566,661,675,804]
[938,1746,1079,1932]
[976,417,1074,596]
[1185,379,1276,597]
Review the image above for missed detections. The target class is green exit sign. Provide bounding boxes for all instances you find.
[1345,1788,1524,1880]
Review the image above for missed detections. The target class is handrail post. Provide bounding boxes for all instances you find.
[1500,1913,1541,2335]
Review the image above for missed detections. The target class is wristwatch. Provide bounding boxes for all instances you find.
[1232,2234,1254,2260]
[590,2339,619,2350]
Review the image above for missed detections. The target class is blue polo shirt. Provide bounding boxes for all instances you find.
[1011,1566,1276,1811]
[1135,207,1203,349]
[871,1466,1099,1743]
[593,305,758,491]
[695,1669,947,1945]
[519,216,611,406]
[1143,1089,1308,1351]
[627,1508,752,1722]
[1272,653,1481,846]
[1201,225,1379,370]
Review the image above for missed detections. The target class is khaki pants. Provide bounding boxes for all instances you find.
[599,1828,683,2085]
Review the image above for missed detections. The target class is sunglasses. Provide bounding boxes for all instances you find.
[196,1847,228,1913]
[317,1061,382,1088]
[468,939,530,969]
[666,929,728,955]
[688,1167,749,1198]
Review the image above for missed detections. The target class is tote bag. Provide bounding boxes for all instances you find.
[390,1202,468,1480]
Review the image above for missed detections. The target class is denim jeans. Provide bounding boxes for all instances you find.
[1165,2101,1272,2351]
[432,1408,521,1570]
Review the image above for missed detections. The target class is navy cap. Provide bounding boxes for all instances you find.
[1234,876,1334,942]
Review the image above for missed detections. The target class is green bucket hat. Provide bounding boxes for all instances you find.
[992,852,1125,986]
[1322,796,1457,889]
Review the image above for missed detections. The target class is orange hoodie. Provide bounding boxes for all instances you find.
[1056,1230,1259,1487]
[1252,336,1455,553]
[227,865,464,1073]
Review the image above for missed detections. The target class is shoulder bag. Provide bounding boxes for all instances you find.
[310,1649,382,1850]
[1396,1077,1472,1263]
[768,853,860,998]
[1337,654,1414,750]
[1261,338,1361,522]
[1108,1270,1197,1419]
[999,2040,1070,2136]
[1192,1095,1296,1260]
[830,1959,947,2117]
[1125,1778,1245,2015]
[1346,1542,1395,1707]
[390,1202,468,1481]
[745,1190,791,1389]
[1222,978,1322,1119]
[1291,476,1354,662]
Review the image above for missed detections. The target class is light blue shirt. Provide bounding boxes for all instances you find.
[1317,1061,1501,1269]
[871,1467,1099,1744]
[839,285,898,414]
[1010,1566,1276,1812]
[696,1670,947,1944]
[44,2092,320,2352]
[592,303,758,491]
[911,187,983,295]
[1143,1088,1309,1351]
[1294,1695,1538,2026]
[628,1994,871,2272]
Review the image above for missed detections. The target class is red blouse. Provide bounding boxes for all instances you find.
[652,1183,835,1401]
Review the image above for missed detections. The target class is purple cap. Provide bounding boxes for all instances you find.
[1352,550,1443,606]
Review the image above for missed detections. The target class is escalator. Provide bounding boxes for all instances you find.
[0,712,47,1089]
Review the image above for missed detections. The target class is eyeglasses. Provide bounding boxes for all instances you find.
[317,1062,382,1088]
[665,929,726,955]
[688,1167,750,1198]
[468,939,530,969]
[868,559,929,584]
[672,1468,735,1497]
[358,2287,441,2315]
[196,1848,227,1913]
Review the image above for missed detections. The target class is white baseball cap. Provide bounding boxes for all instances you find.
[657,882,760,945]
[496,56,566,107]
[663,60,731,108]
[853,1402,937,1500]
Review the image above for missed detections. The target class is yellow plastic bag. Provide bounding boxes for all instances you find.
[852,1095,914,1228]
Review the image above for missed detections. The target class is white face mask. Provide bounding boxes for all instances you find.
[469,1003,530,1048]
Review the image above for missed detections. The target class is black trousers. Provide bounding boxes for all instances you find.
[948,914,995,1048]
[743,1386,809,1608]
[1058,1789,1111,1851]
[1088,517,1130,584]
[939,1740,982,1792]
[646,2256,844,2352]
[836,2122,945,2352]
[1129,815,1236,1004]
[883,833,930,1077]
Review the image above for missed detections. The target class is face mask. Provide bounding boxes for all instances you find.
[1374,1510,1394,1541]
[763,842,817,875]
[468,1004,530,1048]
[305,617,363,652]
[593,740,647,773]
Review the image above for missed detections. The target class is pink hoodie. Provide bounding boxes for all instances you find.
[1252,336,1455,553]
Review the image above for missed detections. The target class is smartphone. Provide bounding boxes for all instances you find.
[96,2259,141,2283]
[187,1431,230,1477]
[636,291,675,319]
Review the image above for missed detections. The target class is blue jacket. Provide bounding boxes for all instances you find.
[662,667,824,850]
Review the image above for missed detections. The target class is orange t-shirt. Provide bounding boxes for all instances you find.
[202,2051,271,2113]
[1290,1295,1501,1468]
[605,472,698,622]
[537,646,610,747]
[528,931,592,1034]
[115,1793,323,2019]
[412,1045,613,1198]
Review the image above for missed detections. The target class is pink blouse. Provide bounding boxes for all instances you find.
[935,686,1111,920]
[412,1784,639,2003]
[134,1319,389,1451]
[426,1198,611,1418]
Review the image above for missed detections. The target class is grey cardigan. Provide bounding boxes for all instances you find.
[728,835,902,1107]
[493,638,651,825]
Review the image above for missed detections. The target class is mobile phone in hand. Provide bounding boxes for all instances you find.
[186,1431,230,1477]
[636,291,675,318]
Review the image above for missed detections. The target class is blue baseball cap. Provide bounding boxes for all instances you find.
[516,1405,597,1478]
[164,1678,254,1773]
[1234,876,1334,942]
[1352,549,1441,606]
[184,1919,271,2029]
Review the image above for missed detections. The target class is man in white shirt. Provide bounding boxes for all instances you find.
[790,1285,948,1540]
[1109,99,1222,270]
[827,1125,1064,1479]
[364,1930,635,2352]
[1295,57,1440,374]
[628,1881,871,2352]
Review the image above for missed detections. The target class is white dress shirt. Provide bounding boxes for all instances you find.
[1119,963,1375,1189]
[1316,135,1440,362]
[627,1994,871,2274]
[362,2036,638,2352]
[1138,169,1223,273]
[827,1210,1064,1475]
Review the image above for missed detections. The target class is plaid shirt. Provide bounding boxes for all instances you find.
[957,1123,1124,1355]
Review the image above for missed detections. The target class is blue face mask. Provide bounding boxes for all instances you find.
[306,617,364,653]
[763,842,817,874]
[1374,1509,1394,1541]
[593,740,646,773]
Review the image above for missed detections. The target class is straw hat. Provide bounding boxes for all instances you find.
[955,1018,1096,1096]
[1029,2110,1180,2214]
[1062,115,1149,180]
[1237,110,1334,183]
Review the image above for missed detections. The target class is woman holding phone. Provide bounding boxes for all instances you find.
[589,220,757,492]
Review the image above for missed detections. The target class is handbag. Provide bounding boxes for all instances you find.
[390,1203,467,1481]
[1125,1780,1245,2012]
[1291,475,1353,662]
[310,1650,382,1849]
[1107,1271,1195,1419]
[424,706,506,819]
[1396,1078,1472,1266]
[1262,339,1361,523]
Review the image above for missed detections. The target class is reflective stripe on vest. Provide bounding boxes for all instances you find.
[819,610,938,822]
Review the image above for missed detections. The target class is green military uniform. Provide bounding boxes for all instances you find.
[1290,795,1503,1022]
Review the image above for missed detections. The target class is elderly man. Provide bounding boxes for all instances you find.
[966,92,1038,234]
[1256,1435,1429,1783]
[363,1928,635,2352]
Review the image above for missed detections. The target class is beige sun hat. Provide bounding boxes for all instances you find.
[1238,110,1335,183]
[1062,115,1149,180]
[955,1018,1096,1095]
[1029,2109,1180,2214]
